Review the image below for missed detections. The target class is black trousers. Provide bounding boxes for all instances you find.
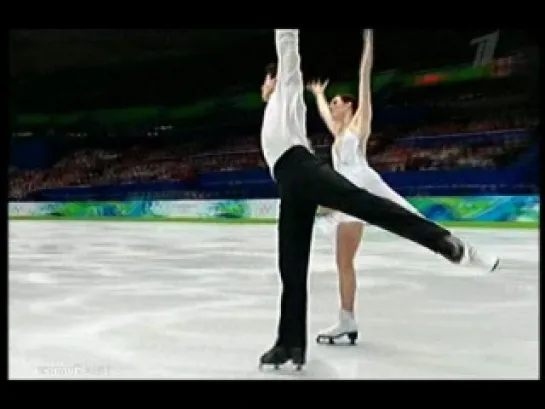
[272,146,458,350]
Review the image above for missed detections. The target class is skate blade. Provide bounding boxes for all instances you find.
[258,359,287,371]
[316,331,358,346]
[259,362,304,372]
[490,258,500,272]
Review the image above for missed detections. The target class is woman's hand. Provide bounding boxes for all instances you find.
[306,79,329,96]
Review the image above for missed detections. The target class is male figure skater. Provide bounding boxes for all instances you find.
[258,29,499,370]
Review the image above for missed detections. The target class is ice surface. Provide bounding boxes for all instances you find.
[8,221,539,379]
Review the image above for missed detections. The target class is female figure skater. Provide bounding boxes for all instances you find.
[308,30,422,345]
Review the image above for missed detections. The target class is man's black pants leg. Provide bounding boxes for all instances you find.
[275,184,317,352]
[274,147,459,261]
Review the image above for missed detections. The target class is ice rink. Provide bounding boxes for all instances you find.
[8,220,539,379]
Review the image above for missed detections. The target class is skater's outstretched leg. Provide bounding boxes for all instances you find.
[273,148,499,272]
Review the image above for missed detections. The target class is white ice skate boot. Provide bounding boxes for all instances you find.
[450,236,500,272]
[316,310,359,345]
[463,244,500,272]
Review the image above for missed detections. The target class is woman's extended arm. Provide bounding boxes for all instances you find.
[348,29,374,140]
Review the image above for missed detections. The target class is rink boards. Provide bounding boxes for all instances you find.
[8,196,539,227]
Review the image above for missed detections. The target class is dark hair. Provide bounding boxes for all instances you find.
[265,63,277,79]
[339,94,358,113]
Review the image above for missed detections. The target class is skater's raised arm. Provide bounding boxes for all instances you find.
[307,80,340,138]
[348,29,373,140]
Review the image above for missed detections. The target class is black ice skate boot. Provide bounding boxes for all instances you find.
[259,345,305,370]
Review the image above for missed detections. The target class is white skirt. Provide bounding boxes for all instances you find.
[323,166,421,227]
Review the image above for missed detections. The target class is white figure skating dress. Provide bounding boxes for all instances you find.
[330,130,420,224]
